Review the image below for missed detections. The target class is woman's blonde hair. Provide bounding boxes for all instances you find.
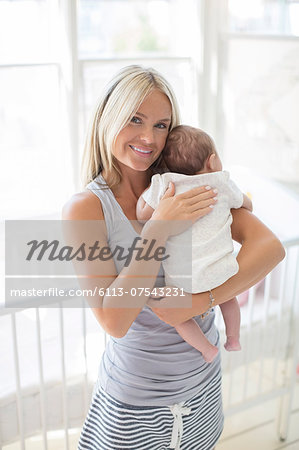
[81,65,181,188]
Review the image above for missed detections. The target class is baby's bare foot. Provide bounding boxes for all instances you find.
[224,336,241,352]
[202,346,219,363]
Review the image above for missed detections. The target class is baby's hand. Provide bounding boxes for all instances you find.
[136,192,155,222]
[242,193,253,212]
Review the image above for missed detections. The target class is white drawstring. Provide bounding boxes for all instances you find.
[169,402,191,449]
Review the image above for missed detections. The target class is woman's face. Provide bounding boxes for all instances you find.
[113,89,172,171]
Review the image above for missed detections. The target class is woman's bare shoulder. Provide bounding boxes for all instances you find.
[62,190,104,220]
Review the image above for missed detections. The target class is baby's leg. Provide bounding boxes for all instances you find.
[220,297,241,351]
[175,319,218,363]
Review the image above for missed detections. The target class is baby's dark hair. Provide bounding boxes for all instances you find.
[163,125,216,175]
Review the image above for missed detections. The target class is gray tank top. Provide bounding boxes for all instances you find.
[87,173,220,407]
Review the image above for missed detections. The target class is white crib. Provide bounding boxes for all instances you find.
[0,237,298,450]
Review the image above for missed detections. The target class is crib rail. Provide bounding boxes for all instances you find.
[0,238,298,448]
[217,238,299,440]
[0,300,100,450]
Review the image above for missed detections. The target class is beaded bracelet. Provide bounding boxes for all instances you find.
[200,290,215,319]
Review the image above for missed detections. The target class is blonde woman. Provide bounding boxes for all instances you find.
[63,65,285,450]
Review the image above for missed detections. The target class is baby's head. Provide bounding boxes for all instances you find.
[163,125,222,175]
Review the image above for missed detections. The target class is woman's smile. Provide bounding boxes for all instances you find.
[113,89,172,171]
[129,144,153,158]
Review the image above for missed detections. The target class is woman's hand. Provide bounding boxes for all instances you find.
[148,209,285,327]
[146,294,201,327]
[146,287,204,327]
[149,182,218,237]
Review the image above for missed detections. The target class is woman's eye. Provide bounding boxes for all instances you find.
[155,123,167,129]
[131,116,142,124]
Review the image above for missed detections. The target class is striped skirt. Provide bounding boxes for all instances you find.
[78,369,223,450]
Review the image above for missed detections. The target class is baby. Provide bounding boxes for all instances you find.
[136,125,252,363]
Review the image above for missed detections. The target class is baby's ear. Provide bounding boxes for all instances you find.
[206,153,217,171]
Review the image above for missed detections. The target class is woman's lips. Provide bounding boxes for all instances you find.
[130,145,153,158]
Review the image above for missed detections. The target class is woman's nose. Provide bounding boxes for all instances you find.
[139,127,154,144]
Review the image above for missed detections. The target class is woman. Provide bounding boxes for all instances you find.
[63,65,285,450]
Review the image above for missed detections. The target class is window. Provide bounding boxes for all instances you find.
[221,0,299,184]
[229,0,299,36]
[77,0,202,153]
[0,0,75,220]
[78,0,173,58]
[1,0,203,221]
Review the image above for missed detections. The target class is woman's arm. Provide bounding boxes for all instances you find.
[62,183,217,338]
[214,207,285,299]
[148,208,285,326]
[62,191,168,339]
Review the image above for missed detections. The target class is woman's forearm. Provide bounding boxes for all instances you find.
[148,209,285,326]
[101,225,168,337]
[193,210,285,315]
[62,196,169,338]
[212,232,284,304]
